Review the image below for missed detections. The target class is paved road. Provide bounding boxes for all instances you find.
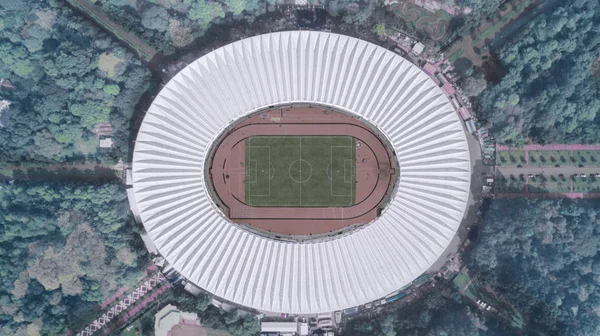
[1,163,122,181]
[496,166,600,178]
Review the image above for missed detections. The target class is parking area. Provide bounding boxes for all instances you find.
[495,166,600,195]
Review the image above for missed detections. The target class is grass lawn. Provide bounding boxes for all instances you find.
[496,150,526,166]
[572,176,600,193]
[528,150,571,166]
[528,176,569,193]
[245,136,355,207]
[453,272,469,290]
[453,272,477,300]
[447,48,464,63]
[573,150,600,167]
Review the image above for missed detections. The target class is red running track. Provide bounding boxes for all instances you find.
[209,108,396,236]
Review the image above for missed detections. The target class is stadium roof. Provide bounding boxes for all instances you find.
[132,31,472,314]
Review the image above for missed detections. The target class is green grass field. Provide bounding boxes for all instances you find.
[245,136,355,207]
[573,176,600,193]
[496,150,526,166]
[447,48,464,63]
[573,150,600,167]
[528,176,569,193]
[529,150,571,166]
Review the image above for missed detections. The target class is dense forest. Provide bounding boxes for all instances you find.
[0,180,147,335]
[343,290,508,336]
[98,0,382,54]
[476,0,600,145]
[469,199,600,335]
[0,0,151,165]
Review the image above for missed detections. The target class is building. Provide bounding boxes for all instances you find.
[261,322,309,335]
[131,32,472,314]
[95,122,114,148]
[99,137,113,148]
[95,122,113,137]
[412,42,425,55]
[0,99,11,128]
[154,304,204,336]
[465,119,477,134]
[458,106,472,121]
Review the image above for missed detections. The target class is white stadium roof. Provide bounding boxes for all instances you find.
[132,31,472,314]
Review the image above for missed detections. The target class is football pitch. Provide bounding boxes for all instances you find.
[245,136,355,207]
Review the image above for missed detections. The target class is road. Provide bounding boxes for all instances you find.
[76,271,169,336]
[1,162,123,181]
[496,166,600,178]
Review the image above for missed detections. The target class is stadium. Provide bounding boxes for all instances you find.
[132,31,472,314]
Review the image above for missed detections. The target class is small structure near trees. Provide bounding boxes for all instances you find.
[0,99,11,128]
[95,122,114,148]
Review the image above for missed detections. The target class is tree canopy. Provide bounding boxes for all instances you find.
[468,199,600,335]
[476,0,600,145]
[0,180,147,335]
[0,0,151,166]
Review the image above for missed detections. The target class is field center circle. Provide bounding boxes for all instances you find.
[289,160,312,183]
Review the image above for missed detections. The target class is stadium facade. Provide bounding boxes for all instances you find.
[132,31,472,314]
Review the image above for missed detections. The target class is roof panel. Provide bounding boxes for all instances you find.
[132,31,471,314]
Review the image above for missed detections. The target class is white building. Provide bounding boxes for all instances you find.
[261,322,299,335]
[154,304,202,336]
[99,137,113,148]
[132,31,472,314]
[412,42,425,55]
[0,99,11,127]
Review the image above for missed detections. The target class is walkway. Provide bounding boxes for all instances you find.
[497,144,600,151]
[1,162,123,181]
[65,0,159,65]
[76,271,169,336]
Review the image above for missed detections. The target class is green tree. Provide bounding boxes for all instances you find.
[141,5,169,32]
[186,0,225,28]
[103,84,120,96]
[225,0,246,15]
[69,101,111,130]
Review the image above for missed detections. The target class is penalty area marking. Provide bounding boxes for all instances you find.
[247,145,271,200]
[330,145,354,198]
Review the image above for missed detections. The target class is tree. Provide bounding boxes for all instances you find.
[374,23,386,37]
[380,315,397,336]
[468,199,600,335]
[475,0,600,144]
[0,180,146,335]
[225,0,246,15]
[103,84,120,96]
[186,0,225,29]
[462,72,487,97]
[141,5,169,32]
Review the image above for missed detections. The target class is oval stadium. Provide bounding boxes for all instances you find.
[132,31,472,314]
